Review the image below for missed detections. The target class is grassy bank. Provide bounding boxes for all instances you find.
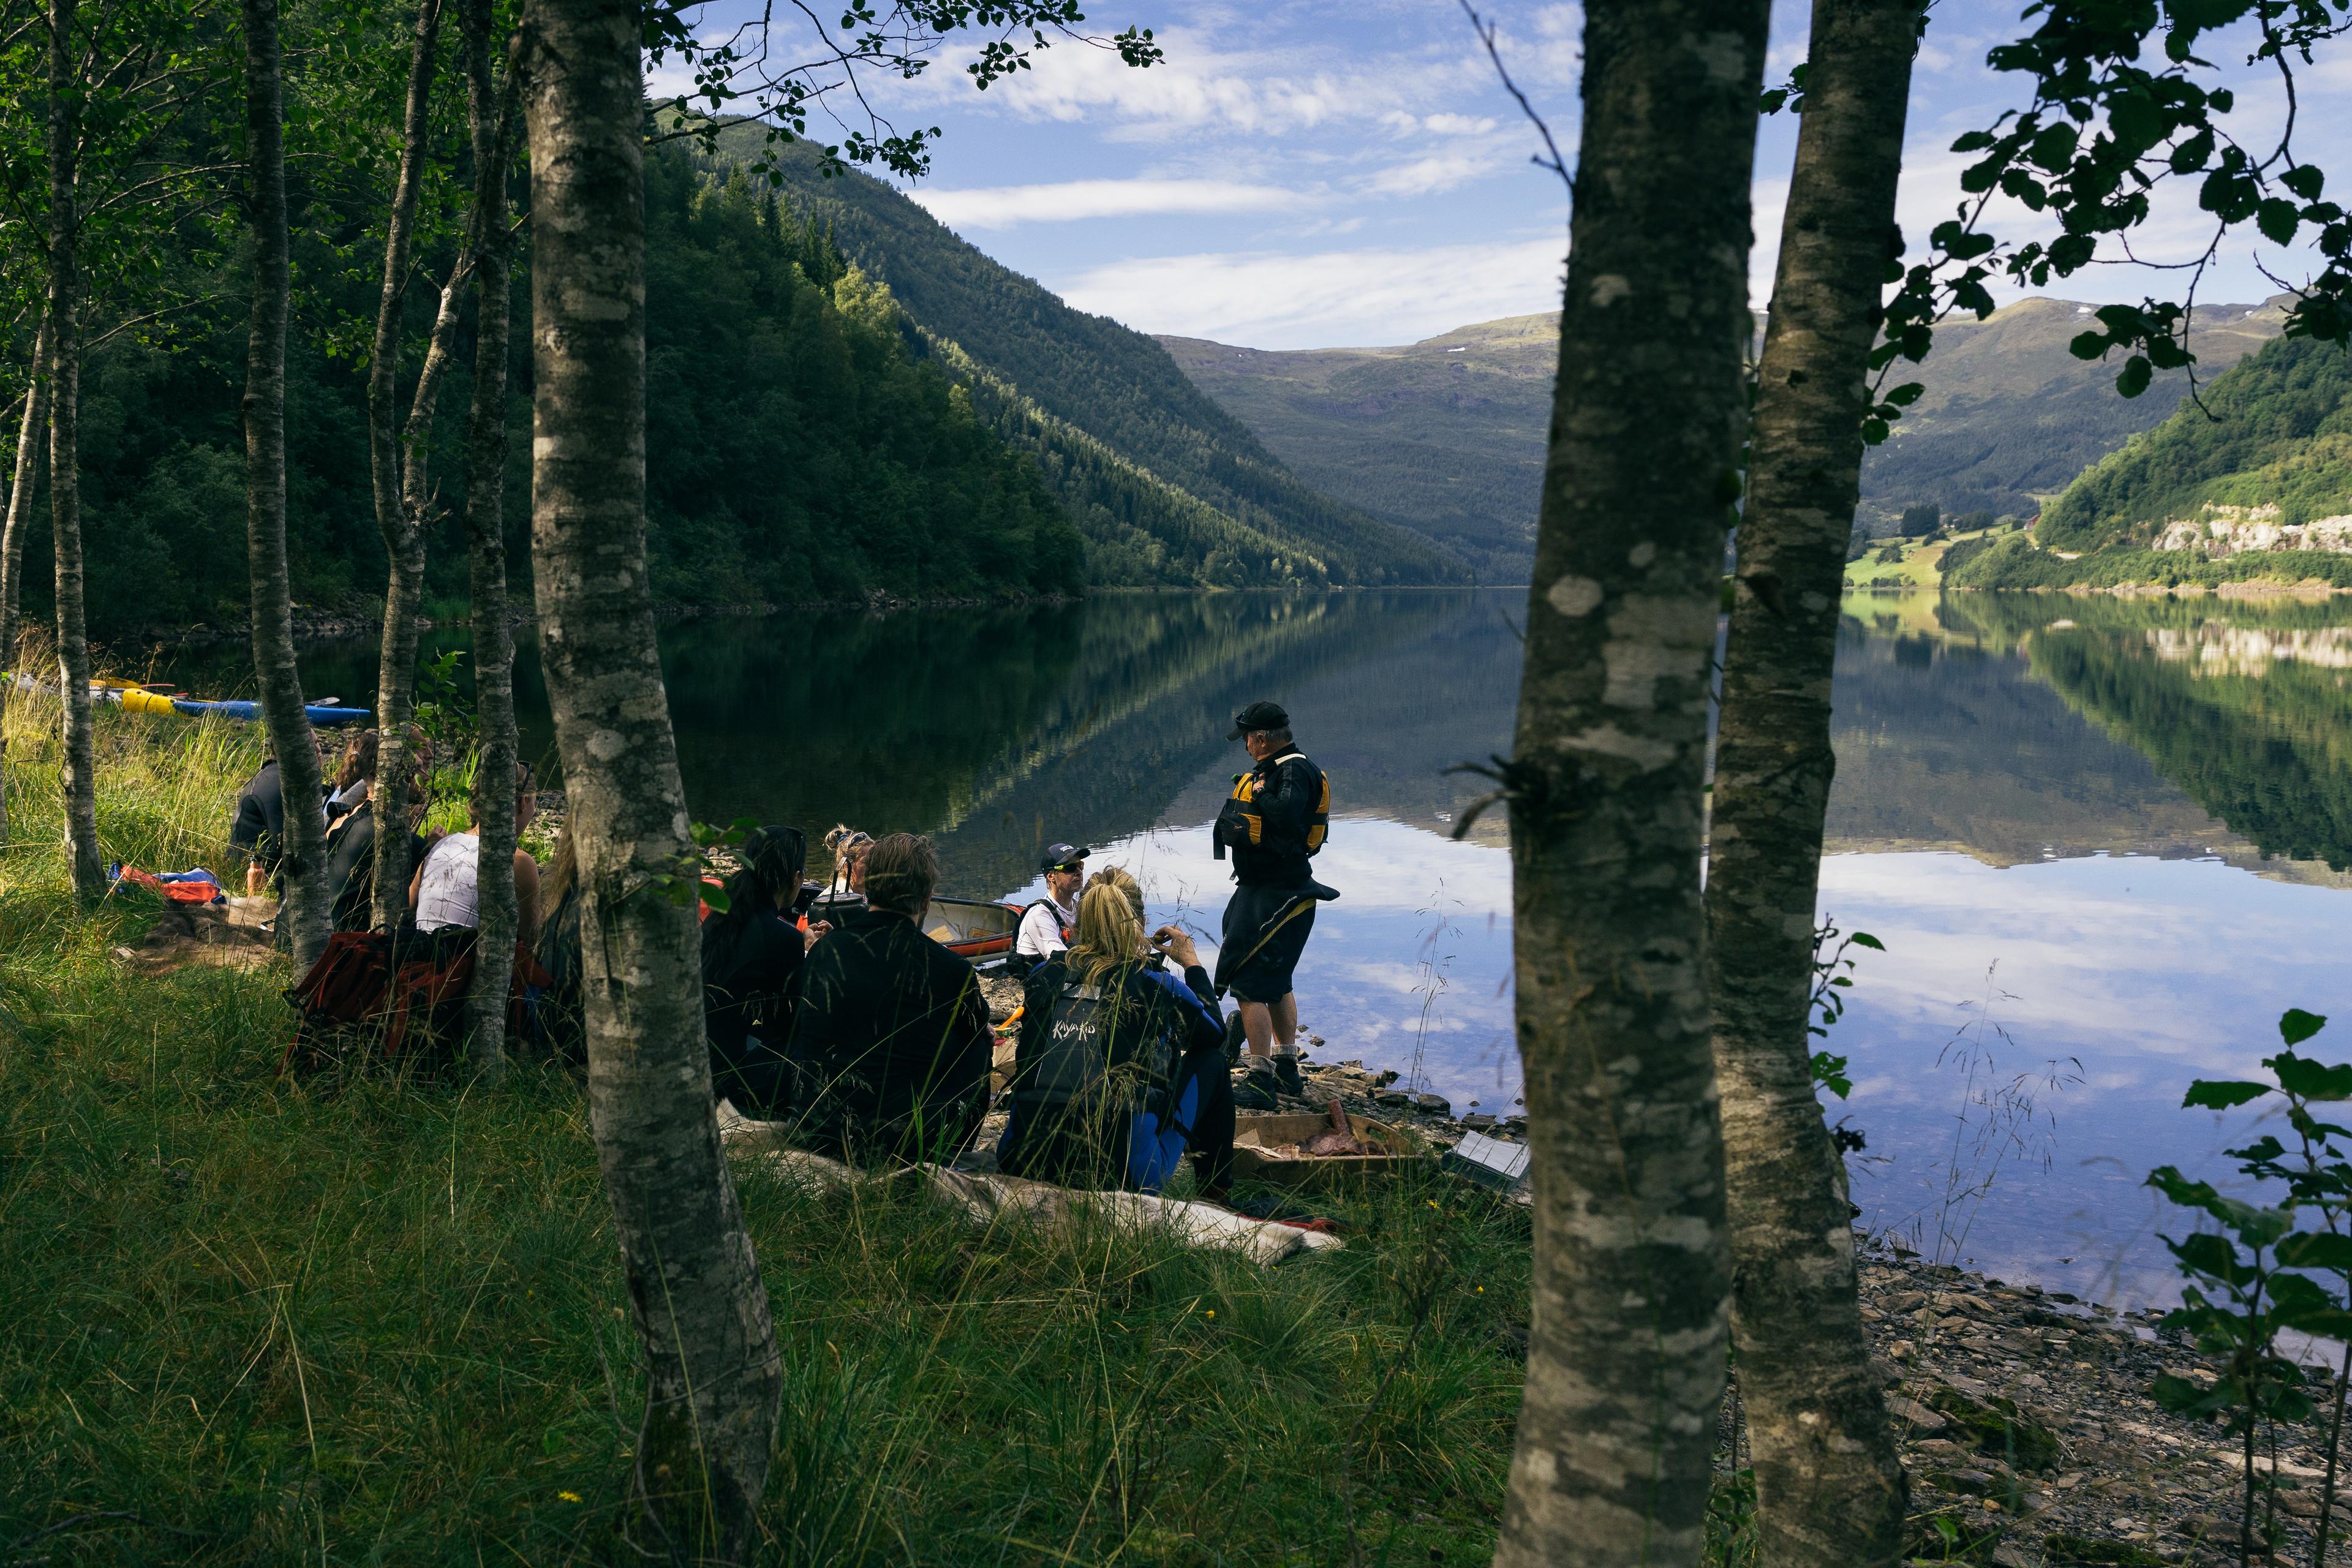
[1941,531,2352,593]
[0,695,1530,1564]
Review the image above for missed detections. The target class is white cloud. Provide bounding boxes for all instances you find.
[1059,235,1567,349]
[908,178,1311,231]
[1424,112,1500,136]
[1359,152,1500,198]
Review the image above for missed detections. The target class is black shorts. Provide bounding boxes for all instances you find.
[1215,883,1317,1005]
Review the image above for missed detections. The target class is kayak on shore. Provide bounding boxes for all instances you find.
[5,672,371,728]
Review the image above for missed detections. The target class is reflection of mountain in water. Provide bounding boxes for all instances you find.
[1824,622,2233,865]
[182,592,1528,899]
[2026,625,2352,871]
[1831,594,2352,881]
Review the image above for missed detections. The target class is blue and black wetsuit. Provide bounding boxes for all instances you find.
[997,954,1236,1195]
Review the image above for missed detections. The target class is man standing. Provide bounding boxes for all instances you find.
[1212,701,1331,1105]
[1015,842,1088,964]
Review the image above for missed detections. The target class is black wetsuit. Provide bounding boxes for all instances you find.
[704,910,807,1116]
[783,907,992,1164]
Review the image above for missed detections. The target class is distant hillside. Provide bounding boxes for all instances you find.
[713,128,1466,589]
[1860,296,2285,525]
[1947,336,2352,590]
[1156,298,2287,579]
[1158,317,1556,581]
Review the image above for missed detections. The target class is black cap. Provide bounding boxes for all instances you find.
[1227,701,1289,741]
[1041,842,1089,872]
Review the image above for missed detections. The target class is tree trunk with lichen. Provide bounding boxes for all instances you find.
[1705,3,1918,1562]
[364,0,444,931]
[241,0,333,965]
[48,0,102,907]
[1491,2,1768,1564]
[460,0,516,1069]
[521,0,781,1553]
[0,322,50,849]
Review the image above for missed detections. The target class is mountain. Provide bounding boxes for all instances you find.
[1155,298,2289,579]
[718,128,1466,589]
[1858,296,2285,526]
[1156,316,1556,581]
[1945,335,2352,590]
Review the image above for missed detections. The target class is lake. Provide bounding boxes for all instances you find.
[162,587,2352,1306]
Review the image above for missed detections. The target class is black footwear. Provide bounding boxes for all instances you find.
[1232,1069,1279,1111]
[1272,1053,1305,1098]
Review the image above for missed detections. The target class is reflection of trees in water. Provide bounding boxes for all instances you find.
[2028,630,2352,870]
[172,592,1528,896]
[1841,594,2352,870]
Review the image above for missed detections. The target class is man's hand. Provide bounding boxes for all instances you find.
[1151,926,1201,969]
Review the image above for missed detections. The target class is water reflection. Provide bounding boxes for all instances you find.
[1826,592,2352,1305]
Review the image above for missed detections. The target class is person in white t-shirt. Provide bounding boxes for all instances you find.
[1014,842,1088,965]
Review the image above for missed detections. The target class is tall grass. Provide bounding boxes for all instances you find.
[0,707,1531,1564]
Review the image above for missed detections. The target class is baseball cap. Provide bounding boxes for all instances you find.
[1040,842,1090,872]
[1227,700,1289,741]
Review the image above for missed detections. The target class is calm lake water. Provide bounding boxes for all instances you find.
[164,587,2352,1306]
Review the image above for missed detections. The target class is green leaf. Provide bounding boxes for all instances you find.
[1860,417,1890,446]
[2183,1080,2272,1110]
[2277,1231,2352,1272]
[2271,1053,2352,1101]
[1884,382,1925,407]
[1848,932,1885,951]
[2117,356,2154,399]
[2258,197,2302,246]
[2069,330,2109,361]
[2282,1009,2328,1046]
[2284,164,2325,201]
[700,883,731,914]
[1950,130,1996,153]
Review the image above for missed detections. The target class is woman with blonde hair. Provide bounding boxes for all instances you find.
[996,879,1235,1197]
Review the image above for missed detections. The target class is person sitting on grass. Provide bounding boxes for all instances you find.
[996,880,1235,1200]
[702,825,810,1118]
[406,763,541,949]
[783,832,992,1165]
[322,726,436,932]
[228,729,331,897]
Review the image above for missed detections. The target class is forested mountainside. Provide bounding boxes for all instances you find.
[1158,316,1554,580]
[1946,336,2352,590]
[1158,298,2287,576]
[9,143,1080,641]
[717,125,1466,588]
[2034,335,2352,551]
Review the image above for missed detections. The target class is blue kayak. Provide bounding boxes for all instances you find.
[172,698,372,727]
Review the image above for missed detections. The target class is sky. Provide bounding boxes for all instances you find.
[669,1,2350,350]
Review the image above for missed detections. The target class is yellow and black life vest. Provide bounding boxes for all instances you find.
[1212,752,1329,861]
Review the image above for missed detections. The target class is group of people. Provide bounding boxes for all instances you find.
[692,699,1330,1200]
[236,697,1331,1205]
[231,726,546,950]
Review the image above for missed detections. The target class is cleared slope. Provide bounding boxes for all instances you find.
[1158,315,1554,581]
[715,129,1466,587]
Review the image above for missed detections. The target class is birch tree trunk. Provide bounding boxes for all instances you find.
[365,0,444,932]
[521,0,781,1550]
[1705,3,1919,1560]
[239,0,333,964]
[1492,3,1768,1562]
[460,0,516,1068]
[48,0,102,907]
[0,322,51,848]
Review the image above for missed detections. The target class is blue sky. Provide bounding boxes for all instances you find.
[672,1,2346,350]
